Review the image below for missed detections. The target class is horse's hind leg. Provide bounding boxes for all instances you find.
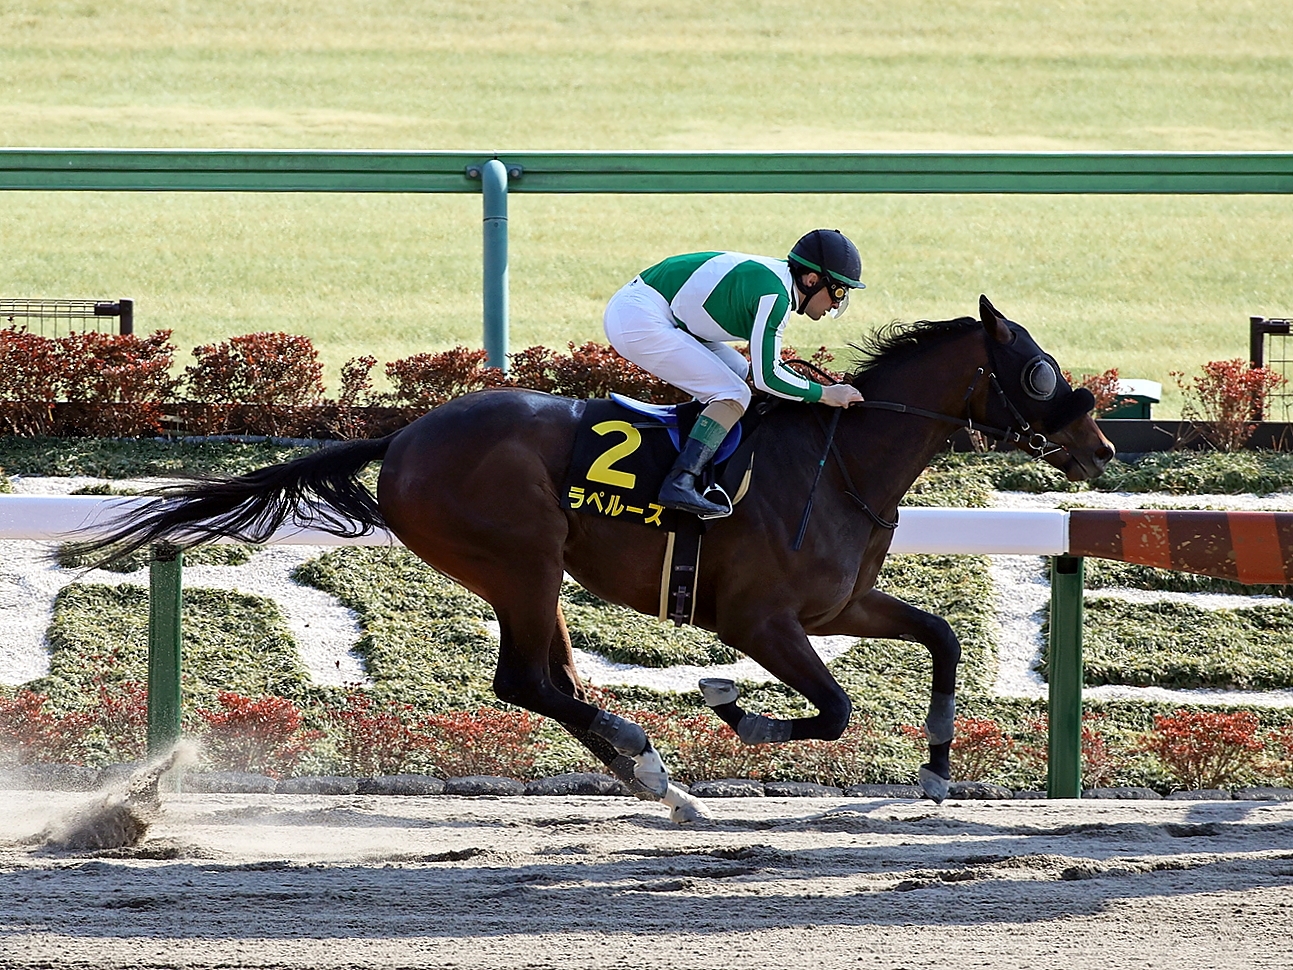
[544,604,709,823]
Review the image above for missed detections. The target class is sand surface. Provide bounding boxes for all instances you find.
[2,790,1292,969]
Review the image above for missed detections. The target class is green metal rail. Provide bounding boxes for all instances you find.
[2,149,1292,193]
[9,147,1289,793]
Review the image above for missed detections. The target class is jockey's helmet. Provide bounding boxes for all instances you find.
[788,229,865,290]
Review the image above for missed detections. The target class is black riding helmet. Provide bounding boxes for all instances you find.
[787,229,864,315]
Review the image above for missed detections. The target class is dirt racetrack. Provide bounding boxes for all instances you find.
[2,790,1292,970]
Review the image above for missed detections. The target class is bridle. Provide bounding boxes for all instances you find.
[786,347,1084,545]
[788,355,1073,461]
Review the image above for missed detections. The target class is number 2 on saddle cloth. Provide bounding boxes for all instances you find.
[561,393,756,533]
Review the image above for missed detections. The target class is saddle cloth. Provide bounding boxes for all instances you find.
[561,395,752,531]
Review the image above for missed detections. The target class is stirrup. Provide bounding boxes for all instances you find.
[697,483,733,520]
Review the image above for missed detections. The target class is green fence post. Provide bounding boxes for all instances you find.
[479,158,515,372]
[1047,555,1085,798]
[147,543,183,755]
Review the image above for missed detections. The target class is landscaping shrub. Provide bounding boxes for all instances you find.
[383,346,508,409]
[56,330,181,436]
[509,340,685,403]
[420,707,545,779]
[629,706,775,783]
[1014,712,1130,789]
[327,690,433,777]
[0,327,180,436]
[1172,358,1286,452]
[903,716,1016,783]
[0,689,89,766]
[182,331,326,435]
[194,691,322,778]
[1137,709,1265,790]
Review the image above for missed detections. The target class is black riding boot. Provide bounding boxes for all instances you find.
[658,437,731,518]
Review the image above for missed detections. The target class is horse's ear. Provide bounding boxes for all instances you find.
[979,294,1012,344]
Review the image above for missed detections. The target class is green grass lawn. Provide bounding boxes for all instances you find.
[3,0,1291,410]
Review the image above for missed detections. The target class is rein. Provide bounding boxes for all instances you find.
[781,353,1073,547]
[784,359,1066,459]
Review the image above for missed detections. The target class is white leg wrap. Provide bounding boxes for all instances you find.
[632,743,670,798]
[699,677,739,707]
[662,784,711,824]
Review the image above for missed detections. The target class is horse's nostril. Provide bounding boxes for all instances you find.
[1097,445,1115,462]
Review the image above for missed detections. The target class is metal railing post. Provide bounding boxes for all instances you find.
[147,543,183,755]
[1047,555,1085,798]
[480,159,515,372]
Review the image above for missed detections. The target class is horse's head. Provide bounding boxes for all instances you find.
[977,295,1114,482]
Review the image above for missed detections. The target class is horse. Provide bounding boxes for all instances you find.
[70,295,1113,821]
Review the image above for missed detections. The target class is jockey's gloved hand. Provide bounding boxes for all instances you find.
[821,384,864,408]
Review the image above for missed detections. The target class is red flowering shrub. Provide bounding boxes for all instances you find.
[185,332,325,406]
[769,719,887,788]
[902,716,1015,782]
[82,679,151,765]
[420,707,545,779]
[0,327,62,434]
[57,330,181,436]
[194,691,322,778]
[1015,712,1127,789]
[509,342,687,404]
[1271,724,1293,788]
[1138,709,1265,790]
[629,708,774,783]
[0,690,90,765]
[183,332,326,435]
[328,691,432,777]
[1062,367,1123,418]
[383,346,509,409]
[1172,359,1287,451]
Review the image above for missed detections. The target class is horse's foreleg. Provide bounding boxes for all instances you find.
[811,588,961,803]
[707,612,853,743]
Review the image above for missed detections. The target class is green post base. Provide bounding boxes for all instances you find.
[1047,555,1084,798]
[147,543,183,756]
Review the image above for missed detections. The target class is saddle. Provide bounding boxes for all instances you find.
[561,394,756,532]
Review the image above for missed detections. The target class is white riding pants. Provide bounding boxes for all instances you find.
[603,277,752,408]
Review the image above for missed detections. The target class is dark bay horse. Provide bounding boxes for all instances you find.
[71,296,1113,820]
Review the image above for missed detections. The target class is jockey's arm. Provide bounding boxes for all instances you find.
[749,293,863,407]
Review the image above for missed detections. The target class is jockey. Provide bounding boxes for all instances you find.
[603,228,866,518]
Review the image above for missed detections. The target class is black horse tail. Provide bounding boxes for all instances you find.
[63,436,394,569]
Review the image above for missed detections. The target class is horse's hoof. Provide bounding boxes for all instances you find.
[662,785,711,824]
[633,745,670,798]
[919,765,951,804]
[699,678,739,707]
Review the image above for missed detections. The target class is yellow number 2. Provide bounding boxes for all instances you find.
[586,420,642,490]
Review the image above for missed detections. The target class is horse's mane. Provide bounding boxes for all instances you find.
[843,316,980,388]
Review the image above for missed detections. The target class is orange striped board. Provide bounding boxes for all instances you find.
[1068,509,1293,585]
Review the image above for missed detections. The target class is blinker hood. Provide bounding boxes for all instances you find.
[1047,386,1096,431]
